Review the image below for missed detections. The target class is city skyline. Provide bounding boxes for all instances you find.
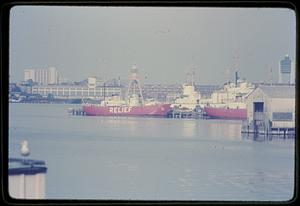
[10,6,296,84]
[24,67,59,85]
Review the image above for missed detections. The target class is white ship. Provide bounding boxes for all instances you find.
[172,84,201,110]
[201,74,255,119]
[171,69,201,110]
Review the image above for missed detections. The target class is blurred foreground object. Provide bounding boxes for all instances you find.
[9,140,47,199]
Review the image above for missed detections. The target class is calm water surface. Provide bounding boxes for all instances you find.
[9,104,295,201]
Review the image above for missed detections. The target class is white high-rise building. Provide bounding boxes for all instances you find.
[24,69,35,82]
[48,67,59,84]
[24,67,59,85]
[35,69,48,85]
[278,55,292,84]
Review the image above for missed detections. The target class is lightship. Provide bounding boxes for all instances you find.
[83,65,171,117]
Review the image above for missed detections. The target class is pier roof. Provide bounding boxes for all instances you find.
[259,85,295,99]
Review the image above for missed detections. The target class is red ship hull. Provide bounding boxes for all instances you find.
[204,107,247,120]
[83,104,172,117]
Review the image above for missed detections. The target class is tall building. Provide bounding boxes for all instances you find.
[48,67,59,84]
[24,67,59,85]
[24,69,35,81]
[278,55,292,84]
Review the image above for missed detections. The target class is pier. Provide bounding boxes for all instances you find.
[241,120,295,139]
[68,108,86,116]
[68,108,209,119]
[167,109,208,119]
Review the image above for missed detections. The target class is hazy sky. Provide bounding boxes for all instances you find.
[10,6,296,84]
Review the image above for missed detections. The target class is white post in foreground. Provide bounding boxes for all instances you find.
[9,140,47,199]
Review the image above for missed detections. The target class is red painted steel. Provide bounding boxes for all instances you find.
[204,107,247,120]
[83,104,172,117]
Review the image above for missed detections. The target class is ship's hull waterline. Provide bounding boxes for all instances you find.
[83,104,172,117]
[204,107,247,120]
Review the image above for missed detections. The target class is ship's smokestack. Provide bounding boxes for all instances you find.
[235,71,239,86]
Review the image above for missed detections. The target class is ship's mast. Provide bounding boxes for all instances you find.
[126,64,144,105]
[191,68,195,86]
[186,67,196,86]
[233,55,239,86]
[103,82,106,101]
[268,67,273,85]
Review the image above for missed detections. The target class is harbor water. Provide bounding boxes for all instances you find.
[8,104,295,201]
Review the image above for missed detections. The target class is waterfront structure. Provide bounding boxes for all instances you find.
[24,67,59,85]
[30,82,218,103]
[278,55,292,84]
[32,84,122,99]
[9,158,47,199]
[243,84,295,135]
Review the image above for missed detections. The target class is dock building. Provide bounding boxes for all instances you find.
[242,84,295,136]
[32,84,122,100]
[30,76,122,99]
[30,83,220,102]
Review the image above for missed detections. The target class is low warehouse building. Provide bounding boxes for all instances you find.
[242,84,295,136]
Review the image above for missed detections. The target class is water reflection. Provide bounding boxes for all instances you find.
[91,117,296,143]
[206,120,242,140]
[182,120,198,138]
[242,133,295,142]
[9,104,295,200]
[94,116,139,134]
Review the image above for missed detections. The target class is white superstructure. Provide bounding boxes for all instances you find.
[200,79,255,109]
[173,84,201,110]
